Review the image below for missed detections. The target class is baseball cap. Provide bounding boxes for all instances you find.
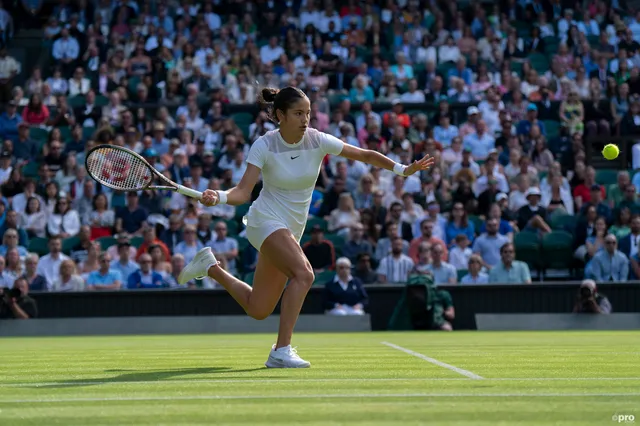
[467,106,479,115]
[173,148,186,156]
[591,184,602,191]
[525,187,542,198]
[142,148,158,157]
[496,193,508,202]
[527,103,538,111]
[463,146,472,153]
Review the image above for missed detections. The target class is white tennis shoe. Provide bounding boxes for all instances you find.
[265,344,311,368]
[178,247,217,285]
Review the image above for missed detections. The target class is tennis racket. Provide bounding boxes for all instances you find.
[84,144,203,200]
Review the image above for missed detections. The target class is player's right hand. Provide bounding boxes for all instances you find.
[200,189,219,207]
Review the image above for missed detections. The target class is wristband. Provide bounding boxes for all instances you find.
[217,190,229,205]
[393,163,407,177]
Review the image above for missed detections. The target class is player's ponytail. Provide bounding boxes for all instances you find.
[256,86,307,124]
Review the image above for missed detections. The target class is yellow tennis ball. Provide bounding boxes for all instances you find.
[602,144,620,160]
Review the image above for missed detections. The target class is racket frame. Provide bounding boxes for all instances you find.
[85,144,203,200]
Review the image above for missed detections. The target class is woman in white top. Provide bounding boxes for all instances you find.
[328,193,361,236]
[47,196,81,238]
[4,247,23,287]
[55,155,78,191]
[21,196,47,238]
[179,86,434,368]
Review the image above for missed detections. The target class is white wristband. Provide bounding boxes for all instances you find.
[217,190,228,205]
[393,163,407,177]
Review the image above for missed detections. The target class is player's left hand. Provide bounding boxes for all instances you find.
[404,154,436,176]
[200,189,219,207]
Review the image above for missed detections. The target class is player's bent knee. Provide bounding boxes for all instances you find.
[293,266,315,288]
[248,308,273,321]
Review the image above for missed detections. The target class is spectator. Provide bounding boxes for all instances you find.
[0,228,27,257]
[377,236,414,284]
[460,254,490,285]
[0,101,21,142]
[302,225,336,272]
[174,224,204,264]
[115,192,148,236]
[23,254,47,292]
[136,226,171,263]
[489,242,532,284]
[591,234,629,282]
[207,221,240,276]
[473,218,511,269]
[36,236,71,289]
[342,223,374,265]
[353,252,377,284]
[407,219,447,264]
[109,242,139,283]
[20,196,47,238]
[323,257,368,316]
[47,196,81,238]
[21,93,50,126]
[328,193,360,236]
[52,259,84,292]
[0,47,19,104]
[444,202,475,246]
[580,184,612,224]
[127,253,164,290]
[426,244,457,285]
[516,187,551,234]
[86,252,122,291]
[77,241,101,279]
[0,277,37,319]
[0,210,29,248]
[448,234,472,270]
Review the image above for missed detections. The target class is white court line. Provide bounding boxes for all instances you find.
[381,342,484,380]
[1,393,640,404]
[2,377,640,388]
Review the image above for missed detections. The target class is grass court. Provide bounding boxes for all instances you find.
[0,331,638,425]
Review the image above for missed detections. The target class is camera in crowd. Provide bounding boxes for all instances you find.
[573,280,612,314]
[1,286,21,301]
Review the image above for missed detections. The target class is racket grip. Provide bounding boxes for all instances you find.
[177,185,203,200]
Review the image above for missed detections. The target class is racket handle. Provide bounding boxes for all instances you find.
[177,185,203,200]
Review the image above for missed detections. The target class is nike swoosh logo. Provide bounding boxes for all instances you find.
[291,156,300,160]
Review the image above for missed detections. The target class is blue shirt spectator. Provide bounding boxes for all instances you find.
[591,235,630,282]
[127,254,165,289]
[86,262,122,290]
[115,193,148,235]
[516,104,547,136]
[0,102,22,141]
[462,123,495,160]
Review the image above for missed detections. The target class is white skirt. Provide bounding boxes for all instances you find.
[243,210,305,252]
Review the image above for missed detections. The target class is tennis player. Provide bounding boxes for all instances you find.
[179,87,434,368]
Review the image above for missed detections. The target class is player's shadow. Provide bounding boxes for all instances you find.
[32,366,271,389]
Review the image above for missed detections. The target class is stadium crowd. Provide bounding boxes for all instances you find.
[0,0,639,312]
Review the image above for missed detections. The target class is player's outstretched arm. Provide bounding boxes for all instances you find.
[200,164,261,207]
[339,144,435,177]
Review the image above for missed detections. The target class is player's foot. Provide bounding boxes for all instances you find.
[178,247,218,285]
[265,344,311,368]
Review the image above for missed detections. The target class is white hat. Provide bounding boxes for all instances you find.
[525,187,542,198]
[467,106,479,115]
[496,193,508,202]
[173,148,186,156]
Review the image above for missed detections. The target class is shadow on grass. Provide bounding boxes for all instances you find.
[32,366,271,389]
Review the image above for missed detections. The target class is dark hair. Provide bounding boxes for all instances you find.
[25,196,40,214]
[257,86,307,123]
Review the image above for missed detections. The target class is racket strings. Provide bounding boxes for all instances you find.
[87,147,153,191]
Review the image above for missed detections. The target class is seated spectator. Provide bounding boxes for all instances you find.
[36,236,71,289]
[164,254,195,288]
[115,192,148,236]
[23,254,47,292]
[87,193,115,239]
[479,203,514,239]
[149,244,172,279]
[302,226,336,272]
[411,241,432,273]
[110,242,139,283]
[174,224,204,264]
[0,101,22,142]
[47,196,81,238]
[4,248,23,287]
[207,221,240,276]
[342,223,374,265]
[78,241,101,279]
[444,202,475,246]
[21,93,50,126]
[591,234,629,283]
[328,193,361,236]
[541,174,575,216]
[448,234,472,270]
[408,219,447,263]
[609,207,632,240]
[377,236,414,283]
[426,244,457,285]
[107,233,136,262]
[573,166,602,211]
[0,229,28,257]
[473,218,511,268]
[86,253,122,291]
[127,253,164,289]
[69,225,92,264]
[580,184,612,224]
[460,254,490,285]
[572,279,612,314]
[52,259,84,292]
[516,188,551,234]
[488,242,532,284]
[136,226,171,263]
[353,253,377,284]
[323,257,368,316]
[0,277,37,319]
[412,201,447,241]
[20,196,47,238]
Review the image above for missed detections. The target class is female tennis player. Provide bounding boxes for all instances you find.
[179,87,434,368]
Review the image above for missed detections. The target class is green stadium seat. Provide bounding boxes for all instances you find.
[595,169,618,186]
[550,212,577,232]
[313,269,335,286]
[82,126,96,140]
[243,271,255,286]
[67,95,86,108]
[510,61,524,75]
[95,95,109,107]
[59,126,72,142]
[528,53,549,74]
[541,231,574,271]
[237,237,249,252]
[543,120,561,138]
[62,236,80,255]
[324,233,346,256]
[131,236,144,248]
[97,236,117,251]
[22,161,39,178]
[29,127,49,142]
[28,237,49,256]
[514,231,540,272]
[234,203,250,222]
[457,269,468,282]
[468,215,483,236]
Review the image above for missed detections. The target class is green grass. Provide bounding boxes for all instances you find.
[0,331,639,425]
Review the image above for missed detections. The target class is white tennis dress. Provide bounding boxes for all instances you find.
[244,128,344,250]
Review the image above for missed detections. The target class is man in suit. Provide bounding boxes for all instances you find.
[323,257,368,315]
[589,55,611,90]
[618,215,640,259]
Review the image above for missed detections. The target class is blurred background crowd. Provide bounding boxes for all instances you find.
[0,0,638,303]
